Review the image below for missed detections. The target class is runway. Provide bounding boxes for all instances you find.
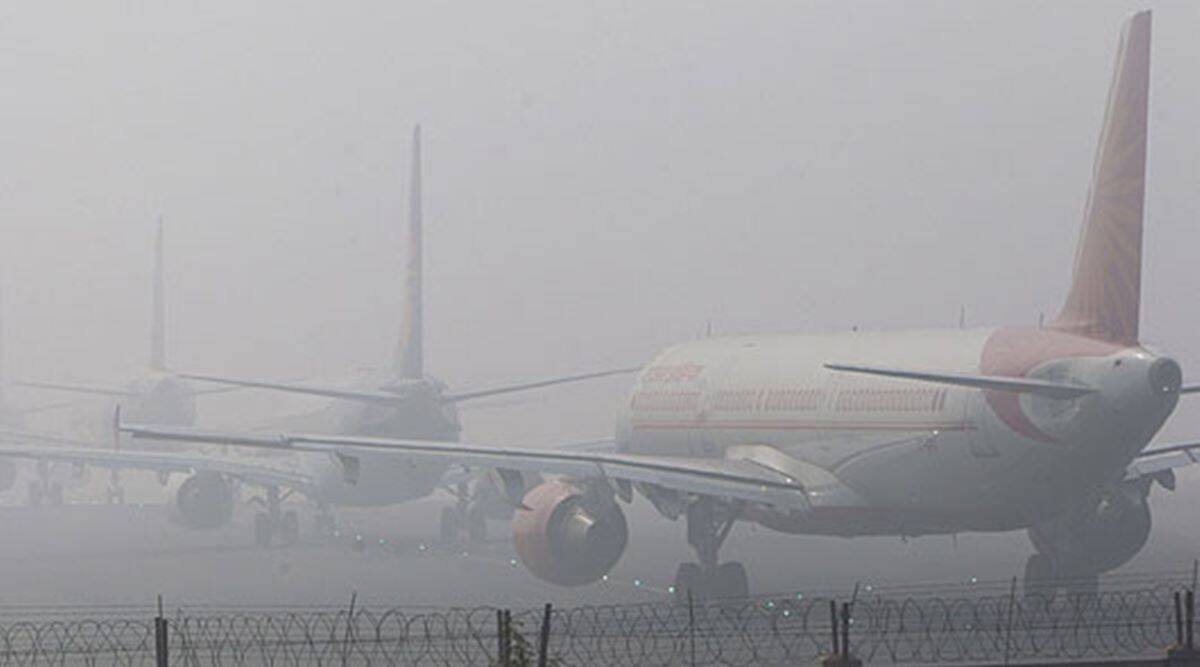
[0,473,1196,611]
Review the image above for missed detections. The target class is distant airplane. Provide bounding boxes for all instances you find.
[9,219,244,506]
[123,11,1200,599]
[2,126,635,547]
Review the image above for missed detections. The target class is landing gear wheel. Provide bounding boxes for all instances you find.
[254,512,273,548]
[466,508,487,543]
[46,483,64,507]
[674,563,705,603]
[280,510,300,546]
[713,562,749,600]
[1024,553,1057,602]
[314,513,336,538]
[440,507,460,542]
[106,485,125,505]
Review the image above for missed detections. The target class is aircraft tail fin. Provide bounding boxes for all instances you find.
[150,218,166,370]
[394,125,424,379]
[1050,11,1151,345]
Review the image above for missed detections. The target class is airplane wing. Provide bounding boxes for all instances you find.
[1125,442,1200,482]
[824,363,1096,399]
[1181,385,1200,394]
[16,379,242,398]
[179,366,640,407]
[118,422,810,510]
[0,441,315,492]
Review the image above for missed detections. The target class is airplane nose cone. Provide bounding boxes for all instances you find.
[1148,357,1182,396]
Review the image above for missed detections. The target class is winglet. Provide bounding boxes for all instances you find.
[1051,11,1152,345]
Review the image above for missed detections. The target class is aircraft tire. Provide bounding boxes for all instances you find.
[254,512,273,548]
[674,563,705,604]
[714,562,749,600]
[440,507,460,543]
[47,483,64,507]
[280,510,300,546]
[314,513,336,538]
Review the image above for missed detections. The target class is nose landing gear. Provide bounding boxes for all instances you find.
[673,498,748,602]
[252,486,299,548]
[440,481,487,544]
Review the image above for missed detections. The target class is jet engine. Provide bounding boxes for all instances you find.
[512,481,628,586]
[0,459,17,493]
[168,472,235,529]
[1029,482,1152,575]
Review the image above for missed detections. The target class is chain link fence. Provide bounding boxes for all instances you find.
[0,572,1192,665]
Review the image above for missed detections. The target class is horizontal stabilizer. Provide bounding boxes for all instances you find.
[182,366,641,407]
[824,363,1096,399]
[1180,385,1200,395]
[14,380,138,398]
[180,373,413,405]
[443,367,641,403]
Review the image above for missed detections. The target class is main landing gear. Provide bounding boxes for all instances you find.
[252,486,300,548]
[1024,553,1098,600]
[440,481,487,544]
[673,498,749,603]
[105,470,125,505]
[27,462,63,507]
[313,503,337,538]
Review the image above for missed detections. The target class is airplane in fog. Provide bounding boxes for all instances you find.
[0,126,633,547]
[9,221,229,506]
[123,11,1200,600]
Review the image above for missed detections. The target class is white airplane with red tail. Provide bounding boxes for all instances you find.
[122,11,1199,599]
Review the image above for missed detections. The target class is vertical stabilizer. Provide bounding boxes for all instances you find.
[150,218,166,370]
[1051,11,1151,345]
[395,125,424,379]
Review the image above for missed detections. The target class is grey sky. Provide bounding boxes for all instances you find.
[1,1,1197,446]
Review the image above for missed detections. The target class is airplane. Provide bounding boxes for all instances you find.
[11,220,213,506]
[120,11,1200,600]
[1,126,635,546]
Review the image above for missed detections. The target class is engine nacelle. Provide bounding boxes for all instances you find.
[0,459,17,493]
[512,481,627,586]
[1029,482,1151,575]
[168,472,235,529]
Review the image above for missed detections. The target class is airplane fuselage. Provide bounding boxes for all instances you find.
[615,326,1180,537]
[296,374,460,507]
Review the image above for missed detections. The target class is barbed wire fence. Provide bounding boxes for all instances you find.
[0,567,1195,665]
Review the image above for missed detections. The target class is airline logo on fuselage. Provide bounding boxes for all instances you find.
[641,363,706,384]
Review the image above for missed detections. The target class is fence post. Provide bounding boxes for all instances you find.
[1187,589,1195,651]
[1003,576,1017,665]
[840,602,851,659]
[688,590,696,667]
[496,610,505,665]
[537,603,552,667]
[341,591,356,667]
[501,609,512,667]
[829,599,840,656]
[1176,591,1184,648]
[155,594,168,667]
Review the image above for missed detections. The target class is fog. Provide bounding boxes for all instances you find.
[0,0,1198,607]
